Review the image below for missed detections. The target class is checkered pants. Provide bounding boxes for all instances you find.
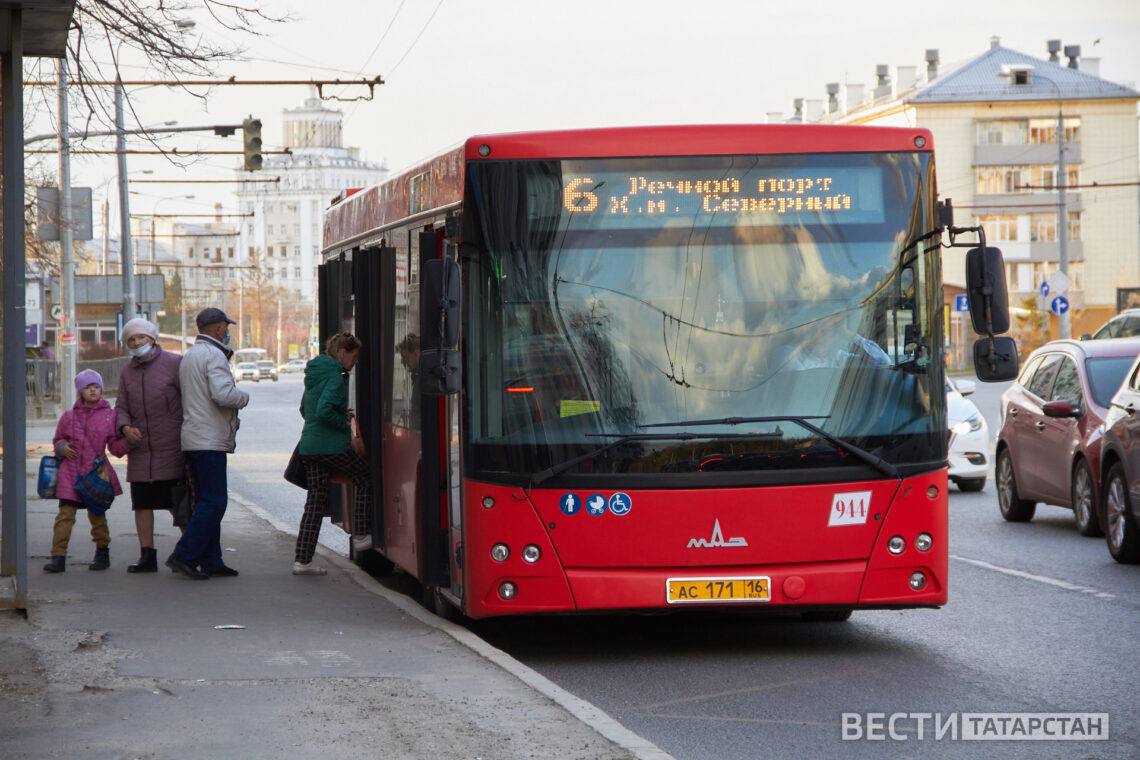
[295,451,373,564]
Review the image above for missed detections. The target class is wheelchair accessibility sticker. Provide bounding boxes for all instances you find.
[607,492,632,516]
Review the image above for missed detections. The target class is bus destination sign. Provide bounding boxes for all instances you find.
[561,166,886,226]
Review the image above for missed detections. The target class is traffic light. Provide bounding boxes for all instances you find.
[242,116,263,171]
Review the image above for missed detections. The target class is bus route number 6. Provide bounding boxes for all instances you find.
[563,177,599,213]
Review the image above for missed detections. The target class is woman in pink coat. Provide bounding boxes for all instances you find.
[43,370,128,573]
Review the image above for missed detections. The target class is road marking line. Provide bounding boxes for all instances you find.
[643,713,836,728]
[950,554,1115,599]
[229,490,674,760]
[634,678,823,711]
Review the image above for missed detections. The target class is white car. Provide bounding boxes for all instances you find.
[233,362,260,382]
[947,378,988,492]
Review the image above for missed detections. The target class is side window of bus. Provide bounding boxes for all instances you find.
[1026,354,1062,400]
[389,226,418,429]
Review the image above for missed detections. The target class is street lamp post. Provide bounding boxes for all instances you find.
[147,194,195,271]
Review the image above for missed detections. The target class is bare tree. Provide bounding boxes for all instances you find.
[26,1,288,142]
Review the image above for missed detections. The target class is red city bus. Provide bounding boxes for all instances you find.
[319,125,1013,620]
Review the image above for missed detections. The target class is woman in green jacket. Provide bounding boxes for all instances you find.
[293,332,372,575]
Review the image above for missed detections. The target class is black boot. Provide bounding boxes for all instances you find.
[89,546,110,571]
[43,556,66,573]
[127,547,158,573]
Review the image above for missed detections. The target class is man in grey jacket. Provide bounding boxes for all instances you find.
[166,308,250,580]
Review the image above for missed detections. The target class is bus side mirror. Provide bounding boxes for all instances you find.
[965,246,1010,335]
[973,336,1019,382]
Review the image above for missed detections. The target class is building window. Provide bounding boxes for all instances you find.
[187,247,194,259]
[266,224,274,235]
[293,246,301,256]
[294,267,301,278]
[215,247,222,262]
[976,120,1027,146]
[228,247,234,259]
[975,165,1079,194]
[1030,212,1081,242]
[1028,117,1081,145]
[978,215,1019,241]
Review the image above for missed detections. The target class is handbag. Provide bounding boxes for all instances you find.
[284,444,307,488]
[37,455,59,499]
[170,473,193,528]
[350,416,366,459]
[75,456,116,515]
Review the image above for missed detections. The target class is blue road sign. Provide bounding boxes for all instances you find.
[608,492,632,516]
[585,494,607,516]
[559,493,581,516]
[1040,281,1051,298]
[954,294,969,312]
[1050,295,1070,316]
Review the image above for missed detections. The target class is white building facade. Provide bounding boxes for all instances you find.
[235,91,388,302]
[809,38,1139,337]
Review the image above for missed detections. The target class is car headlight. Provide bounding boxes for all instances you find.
[966,414,983,433]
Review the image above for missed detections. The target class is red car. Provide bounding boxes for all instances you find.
[996,338,1140,535]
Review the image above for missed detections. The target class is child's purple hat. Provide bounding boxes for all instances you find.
[74,369,104,392]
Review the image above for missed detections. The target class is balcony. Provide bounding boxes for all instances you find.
[972,192,1083,214]
[974,143,1081,166]
[996,240,1083,263]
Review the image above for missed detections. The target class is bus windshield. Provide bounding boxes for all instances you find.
[463,152,943,483]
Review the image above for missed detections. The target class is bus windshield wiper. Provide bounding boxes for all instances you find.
[639,415,900,480]
[528,430,783,488]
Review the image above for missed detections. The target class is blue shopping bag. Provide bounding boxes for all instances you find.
[75,456,115,515]
[37,455,59,499]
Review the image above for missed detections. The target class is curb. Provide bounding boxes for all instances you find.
[228,489,674,760]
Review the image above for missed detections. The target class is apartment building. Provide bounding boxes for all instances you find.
[808,37,1139,337]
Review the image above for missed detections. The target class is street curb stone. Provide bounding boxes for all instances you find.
[228,489,675,760]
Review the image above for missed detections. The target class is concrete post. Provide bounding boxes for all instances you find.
[1056,107,1070,339]
[58,60,76,409]
[116,79,136,320]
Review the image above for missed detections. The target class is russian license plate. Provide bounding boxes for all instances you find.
[665,576,771,605]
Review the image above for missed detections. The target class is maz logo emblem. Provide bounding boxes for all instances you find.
[686,519,748,548]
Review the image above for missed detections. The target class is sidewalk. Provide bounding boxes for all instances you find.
[0,453,631,759]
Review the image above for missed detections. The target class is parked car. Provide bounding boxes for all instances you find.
[1084,309,1140,340]
[279,359,307,374]
[1098,354,1140,563]
[257,360,279,382]
[947,379,988,492]
[996,338,1140,535]
[234,362,259,382]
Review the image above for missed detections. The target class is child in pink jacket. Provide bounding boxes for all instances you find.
[43,370,128,573]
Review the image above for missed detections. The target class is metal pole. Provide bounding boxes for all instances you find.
[1056,105,1070,339]
[1,6,28,609]
[238,277,244,348]
[150,218,156,271]
[101,196,109,275]
[276,297,283,364]
[58,61,76,409]
[116,79,136,320]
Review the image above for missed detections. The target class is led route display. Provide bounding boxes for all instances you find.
[559,164,886,227]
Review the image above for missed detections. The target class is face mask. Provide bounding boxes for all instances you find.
[222,330,232,347]
[128,344,152,358]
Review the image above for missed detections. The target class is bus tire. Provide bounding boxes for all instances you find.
[421,585,463,622]
[801,609,852,622]
[354,547,394,576]
[996,447,1036,522]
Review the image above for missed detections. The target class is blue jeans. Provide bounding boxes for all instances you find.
[175,451,228,572]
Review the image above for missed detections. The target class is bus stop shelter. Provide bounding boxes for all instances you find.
[1,1,76,611]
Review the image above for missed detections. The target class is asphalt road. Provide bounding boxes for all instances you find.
[229,375,1140,759]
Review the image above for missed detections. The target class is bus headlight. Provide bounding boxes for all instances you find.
[498,581,517,600]
[522,545,541,563]
[915,533,933,552]
[888,536,905,554]
[490,543,509,562]
[909,571,927,590]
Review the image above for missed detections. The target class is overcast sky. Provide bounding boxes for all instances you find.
[26,0,1140,221]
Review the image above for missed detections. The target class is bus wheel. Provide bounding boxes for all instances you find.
[801,609,852,622]
[353,547,394,576]
[421,585,463,622]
